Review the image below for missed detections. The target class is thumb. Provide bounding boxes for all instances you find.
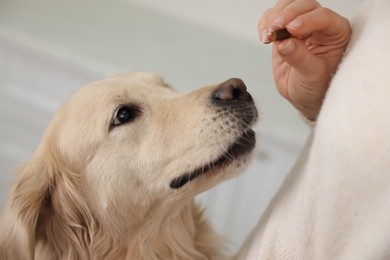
[275,38,324,76]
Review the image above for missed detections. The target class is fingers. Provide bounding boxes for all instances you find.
[270,1,321,31]
[272,38,328,120]
[273,38,325,78]
[258,0,350,45]
[286,7,351,44]
[259,0,320,43]
[258,8,273,43]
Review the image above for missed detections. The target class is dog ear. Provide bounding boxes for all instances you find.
[0,154,94,259]
[0,157,53,259]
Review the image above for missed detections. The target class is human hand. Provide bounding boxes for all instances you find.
[259,0,351,121]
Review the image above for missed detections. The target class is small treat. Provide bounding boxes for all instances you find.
[270,29,291,42]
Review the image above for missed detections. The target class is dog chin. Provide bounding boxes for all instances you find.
[169,129,256,189]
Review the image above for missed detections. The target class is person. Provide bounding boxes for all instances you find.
[237,0,390,259]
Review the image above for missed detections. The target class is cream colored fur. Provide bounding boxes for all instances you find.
[237,0,390,259]
[0,72,257,259]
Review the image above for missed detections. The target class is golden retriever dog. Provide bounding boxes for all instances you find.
[0,72,258,259]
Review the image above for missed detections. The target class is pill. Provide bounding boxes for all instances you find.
[270,29,291,42]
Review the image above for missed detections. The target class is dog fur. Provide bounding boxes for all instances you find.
[0,72,257,259]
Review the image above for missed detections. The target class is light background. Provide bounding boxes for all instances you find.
[0,0,364,252]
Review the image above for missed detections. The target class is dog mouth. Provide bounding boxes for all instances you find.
[169,129,256,189]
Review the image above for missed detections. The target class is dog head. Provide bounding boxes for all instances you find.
[0,72,258,259]
[53,71,257,201]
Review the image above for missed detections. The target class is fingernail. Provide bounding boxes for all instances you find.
[271,16,287,28]
[278,39,295,55]
[287,19,302,30]
[261,29,270,43]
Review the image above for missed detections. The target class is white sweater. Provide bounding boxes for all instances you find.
[237,0,390,259]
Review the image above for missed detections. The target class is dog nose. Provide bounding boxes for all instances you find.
[212,78,251,102]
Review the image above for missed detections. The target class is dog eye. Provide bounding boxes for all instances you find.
[112,106,139,127]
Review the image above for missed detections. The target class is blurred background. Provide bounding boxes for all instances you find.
[0,0,364,252]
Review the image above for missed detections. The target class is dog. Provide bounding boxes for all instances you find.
[0,72,258,259]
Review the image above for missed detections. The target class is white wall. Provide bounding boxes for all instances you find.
[126,0,363,44]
